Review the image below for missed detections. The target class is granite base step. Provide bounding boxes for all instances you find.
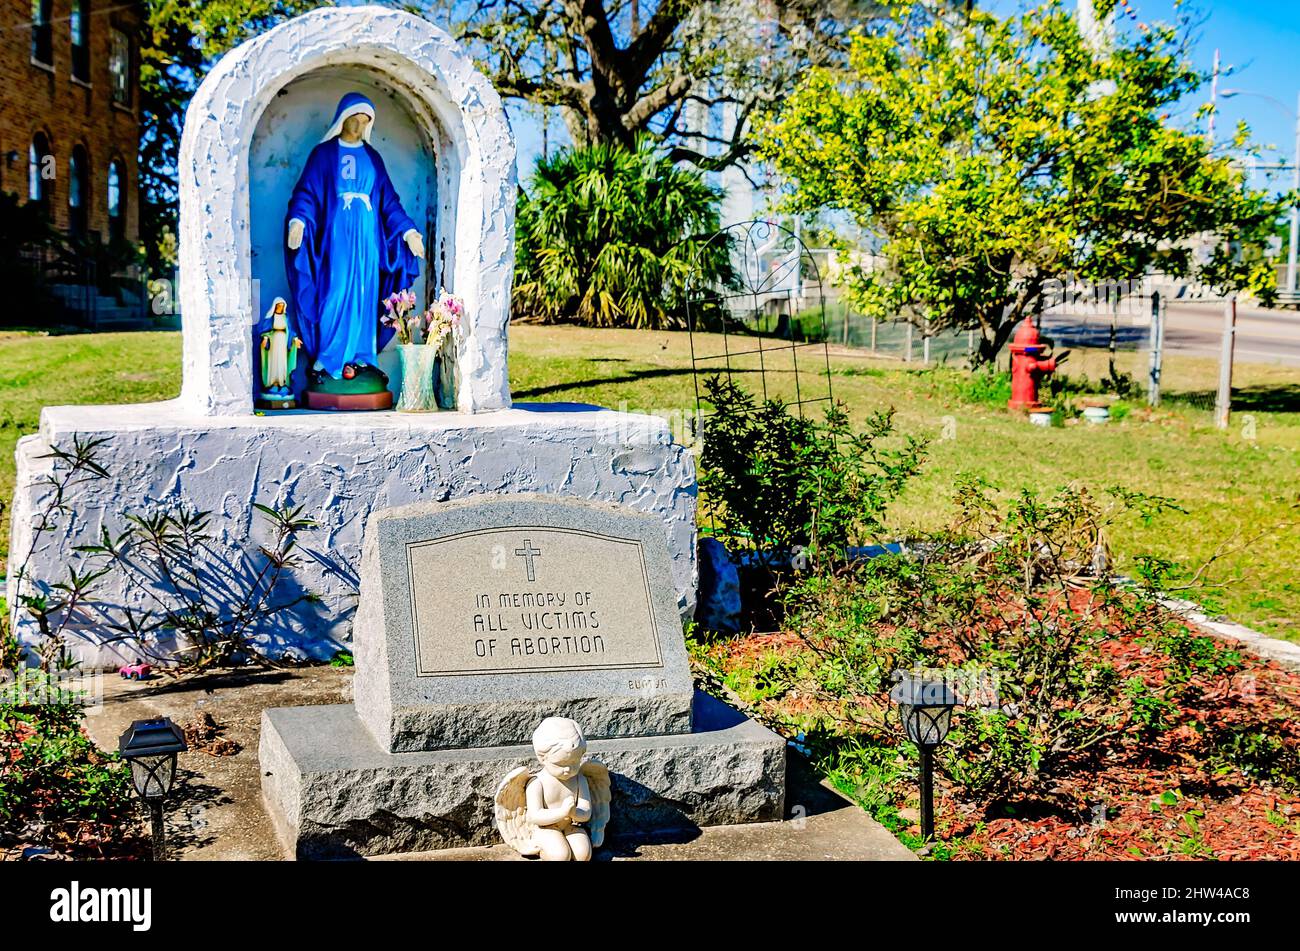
[260,691,786,860]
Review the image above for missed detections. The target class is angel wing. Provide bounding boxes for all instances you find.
[581,758,612,848]
[493,766,540,856]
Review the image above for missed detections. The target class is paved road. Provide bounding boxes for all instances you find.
[1041,301,1300,367]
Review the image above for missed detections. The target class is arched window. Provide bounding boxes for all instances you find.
[71,0,90,81]
[31,0,52,66]
[70,145,90,237]
[29,132,52,208]
[107,159,126,242]
[109,28,132,105]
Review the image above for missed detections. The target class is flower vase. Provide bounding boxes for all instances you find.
[436,334,457,410]
[396,343,439,412]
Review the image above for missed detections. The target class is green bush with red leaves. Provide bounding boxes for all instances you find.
[777,478,1296,803]
[1,643,140,857]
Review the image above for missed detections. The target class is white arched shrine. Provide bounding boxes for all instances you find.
[177,6,515,415]
[9,6,698,672]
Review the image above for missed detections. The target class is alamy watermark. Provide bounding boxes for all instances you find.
[1040,277,1163,318]
[890,665,1005,713]
[0,666,104,715]
[612,400,705,450]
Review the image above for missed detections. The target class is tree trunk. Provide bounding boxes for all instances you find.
[973,306,1022,367]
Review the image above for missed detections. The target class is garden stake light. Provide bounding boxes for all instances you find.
[890,675,959,843]
[118,717,188,860]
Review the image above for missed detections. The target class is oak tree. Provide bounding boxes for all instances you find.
[434,0,890,171]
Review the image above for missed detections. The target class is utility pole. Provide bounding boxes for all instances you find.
[1208,48,1220,146]
[1147,291,1164,407]
[1216,296,1237,429]
[1289,89,1299,295]
[1221,87,1299,296]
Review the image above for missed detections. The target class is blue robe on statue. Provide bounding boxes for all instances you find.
[285,134,420,378]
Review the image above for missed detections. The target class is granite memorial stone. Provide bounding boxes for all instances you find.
[353,495,694,751]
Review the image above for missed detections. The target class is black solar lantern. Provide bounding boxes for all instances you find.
[118,717,188,859]
[890,676,959,843]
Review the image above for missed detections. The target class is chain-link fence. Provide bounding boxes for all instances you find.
[697,232,1296,427]
[1037,288,1268,417]
[814,280,1295,426]
[817,296,979,365]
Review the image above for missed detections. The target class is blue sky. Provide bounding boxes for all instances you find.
[1150,0,1299,179]
[508,2,1298,192]
[343,1,1299,190]
[1093,1,1298,186]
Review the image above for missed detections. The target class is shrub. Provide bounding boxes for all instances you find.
[698,375,927,565]
[944,366,1012,408]
[75,502,321,670]
[513,139,730,329]
[781,481,1207,799]
[67,230,145,297]
[0,192,60,322]
[1207,722,1300,789]
[0,668,140,856]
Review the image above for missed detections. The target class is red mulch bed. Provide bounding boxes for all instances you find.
[946,625,1300,860]
[698,618,1300,860]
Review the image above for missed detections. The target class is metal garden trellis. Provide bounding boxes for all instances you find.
[685,219,835,418]
[684,219,837,537]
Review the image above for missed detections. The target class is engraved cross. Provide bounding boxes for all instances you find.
[514,539,542,581]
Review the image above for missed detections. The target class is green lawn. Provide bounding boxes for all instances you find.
[1,330,182,576]
[4,325,1299,639]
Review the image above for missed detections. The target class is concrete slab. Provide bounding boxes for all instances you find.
[260,691,785,859]
[83,668,912,861]
[1161,594,1300,672]
[82,667,356,861]
[386,759,916,862]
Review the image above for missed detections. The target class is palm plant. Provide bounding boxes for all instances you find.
[513,139,730,329]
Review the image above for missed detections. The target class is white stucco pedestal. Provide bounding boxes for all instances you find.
[9,402,697,667]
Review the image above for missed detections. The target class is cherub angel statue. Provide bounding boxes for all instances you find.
[494,717,611,861]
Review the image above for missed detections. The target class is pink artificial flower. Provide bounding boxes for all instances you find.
[437,289,464,317]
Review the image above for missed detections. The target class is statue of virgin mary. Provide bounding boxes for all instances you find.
[285,92,424,406]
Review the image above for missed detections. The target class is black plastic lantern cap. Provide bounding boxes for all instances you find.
[118,717,188,759]
[890,676,960,748]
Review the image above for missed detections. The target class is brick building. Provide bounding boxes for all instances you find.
[1,0,142,244]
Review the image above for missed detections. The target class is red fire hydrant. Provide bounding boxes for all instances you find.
[1008,317,1058,411]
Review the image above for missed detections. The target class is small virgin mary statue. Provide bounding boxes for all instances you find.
[285,92,424,409]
